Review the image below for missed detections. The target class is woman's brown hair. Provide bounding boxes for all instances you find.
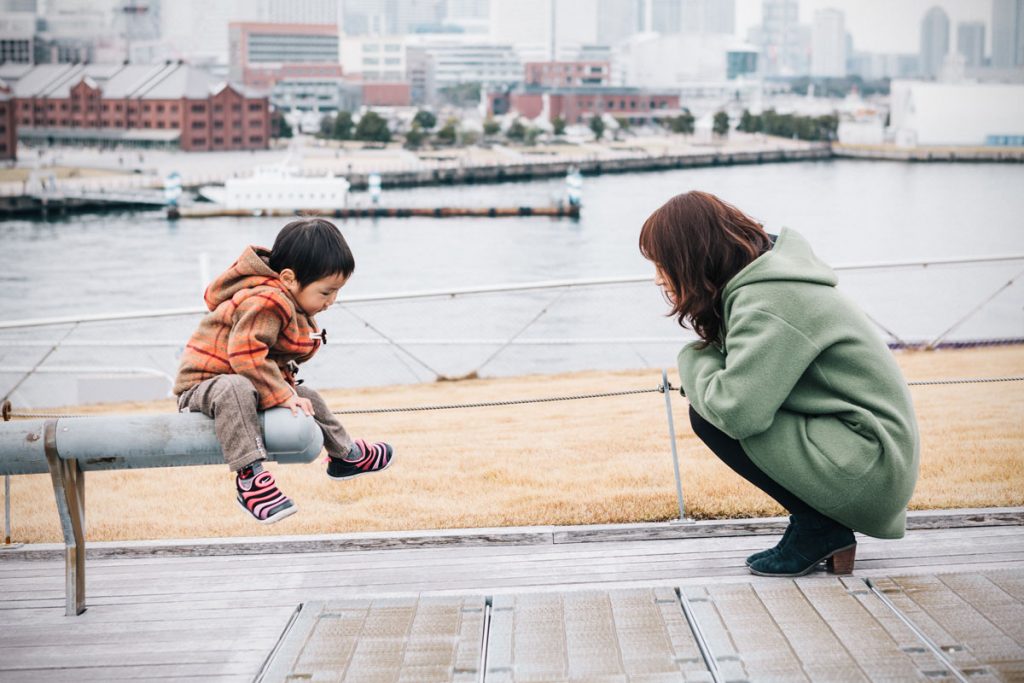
[639,191,771,346]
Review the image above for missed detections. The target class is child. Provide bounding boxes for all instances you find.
[174,218,393,524]
[639,191,919,577]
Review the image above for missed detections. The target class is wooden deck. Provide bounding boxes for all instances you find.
[1,514,1022,682]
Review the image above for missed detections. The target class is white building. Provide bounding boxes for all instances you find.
[339,36,409,82]
[811,8,846,78]
[411,39,522,102]
[992,0,1024,68]
[614,32,739,86]
[888,80,1024,146]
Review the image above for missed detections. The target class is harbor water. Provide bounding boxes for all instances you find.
[1,159,1022,407]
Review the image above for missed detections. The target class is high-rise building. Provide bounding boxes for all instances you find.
[597,0,642,46]
[992,0,1024,68]
[257,0,338,25]
[760,0,806,76]
[920,6,949,79]
[811,8,845,77]
[957,22,985,68]
[651,0,682,33]
[341,0,445,36]
[0,0,37,11]
[444,0,489,33]
[678,0,735,34]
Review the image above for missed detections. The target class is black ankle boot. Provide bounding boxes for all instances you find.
[745,517,795,567]
[748,512,856,577]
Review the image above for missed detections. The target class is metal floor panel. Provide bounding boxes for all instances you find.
[257,572,1024,683]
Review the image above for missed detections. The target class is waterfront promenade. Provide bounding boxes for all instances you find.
[0,511,1021,681]
[0,133,823,198]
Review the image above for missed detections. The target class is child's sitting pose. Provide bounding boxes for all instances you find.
[174,218,393,524]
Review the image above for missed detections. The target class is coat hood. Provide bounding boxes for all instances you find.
[723,228,838,299]
[203,246,282,311]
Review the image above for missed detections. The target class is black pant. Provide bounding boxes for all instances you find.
[688,406,826,521]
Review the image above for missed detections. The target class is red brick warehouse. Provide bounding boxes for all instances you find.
[7,62,269,152]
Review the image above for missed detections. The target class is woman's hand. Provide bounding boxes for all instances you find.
[283,393,314,417]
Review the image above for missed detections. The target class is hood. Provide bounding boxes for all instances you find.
[203,246,283,311]
[723,227,837,299]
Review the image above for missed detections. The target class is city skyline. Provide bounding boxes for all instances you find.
[735,0,993,54]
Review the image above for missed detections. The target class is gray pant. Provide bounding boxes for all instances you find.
[177,375,355,472]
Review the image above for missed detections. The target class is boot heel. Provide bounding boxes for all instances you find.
[825,545,856,575]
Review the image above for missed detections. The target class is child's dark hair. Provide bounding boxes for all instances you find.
[269,218,355,285]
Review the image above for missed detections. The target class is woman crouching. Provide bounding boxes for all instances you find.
[640,191,919,576]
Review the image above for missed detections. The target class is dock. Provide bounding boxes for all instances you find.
[1,508,1021,681]
[166,204,581,220]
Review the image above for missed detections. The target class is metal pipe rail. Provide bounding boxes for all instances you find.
[0,408,324,615]
[2,254,1021,331]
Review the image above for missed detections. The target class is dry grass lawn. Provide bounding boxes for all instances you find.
[3,345,1022,543]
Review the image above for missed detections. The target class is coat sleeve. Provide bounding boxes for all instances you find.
[678,308,821,440]
[227,294,295,409]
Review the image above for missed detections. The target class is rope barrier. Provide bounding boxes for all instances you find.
[5,375,1022,419]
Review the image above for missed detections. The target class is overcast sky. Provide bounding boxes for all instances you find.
[735,0,994,54]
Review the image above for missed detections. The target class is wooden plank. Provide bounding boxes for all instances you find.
[2,508,1018,563]
[5,527,1021,594]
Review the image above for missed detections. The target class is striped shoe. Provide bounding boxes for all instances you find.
[236,467,297,524]
[327,439,394,480]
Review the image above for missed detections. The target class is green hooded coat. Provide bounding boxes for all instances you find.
[677,228,919,539]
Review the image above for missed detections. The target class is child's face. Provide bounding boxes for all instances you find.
[288,273,349,316]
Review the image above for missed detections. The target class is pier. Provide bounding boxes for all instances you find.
[0,510,1021,681]
[167,204,581,220]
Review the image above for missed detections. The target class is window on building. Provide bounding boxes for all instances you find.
[193,138,206,146]
[144,104,151,112]
[213,120,224,129]
[156,104,164,113]
[214,137,223,145]
[248,103,262,112]
[232,136,242,144]
[191,104,206,113]
[214,104,222,112]
[249,135,262,144]
[192,121,206,129]
[249,119,261,128]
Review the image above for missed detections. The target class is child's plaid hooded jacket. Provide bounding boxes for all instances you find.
[174,246,321,408]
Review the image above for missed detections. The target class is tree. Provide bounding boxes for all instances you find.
[713,111,730,137]
[404,123,426,149]
[506,118,527,141]
[668,110,694,135]
[354,111,390,143]
[333,111,353,140]
[552,116,566,136]
[589,114,605,140]
[436,117,458,144]
[413,110,437,130]
[319,114,334,138]
[270,110,292,139]
[738,109,761,133]
[439,82,481,107]
[483,117,501,136]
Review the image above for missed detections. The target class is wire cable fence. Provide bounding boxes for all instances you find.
[0,255,1022,410]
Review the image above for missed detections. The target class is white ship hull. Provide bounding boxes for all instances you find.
[199,166,350,210]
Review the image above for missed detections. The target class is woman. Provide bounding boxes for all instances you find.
[639,191,919,577]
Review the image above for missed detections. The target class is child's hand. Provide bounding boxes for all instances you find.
[283,394,314,417]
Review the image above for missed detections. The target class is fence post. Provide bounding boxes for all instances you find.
[661,369,689,522]
[1,399,20,550]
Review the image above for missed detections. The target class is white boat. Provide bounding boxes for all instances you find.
[199,165,350,210]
